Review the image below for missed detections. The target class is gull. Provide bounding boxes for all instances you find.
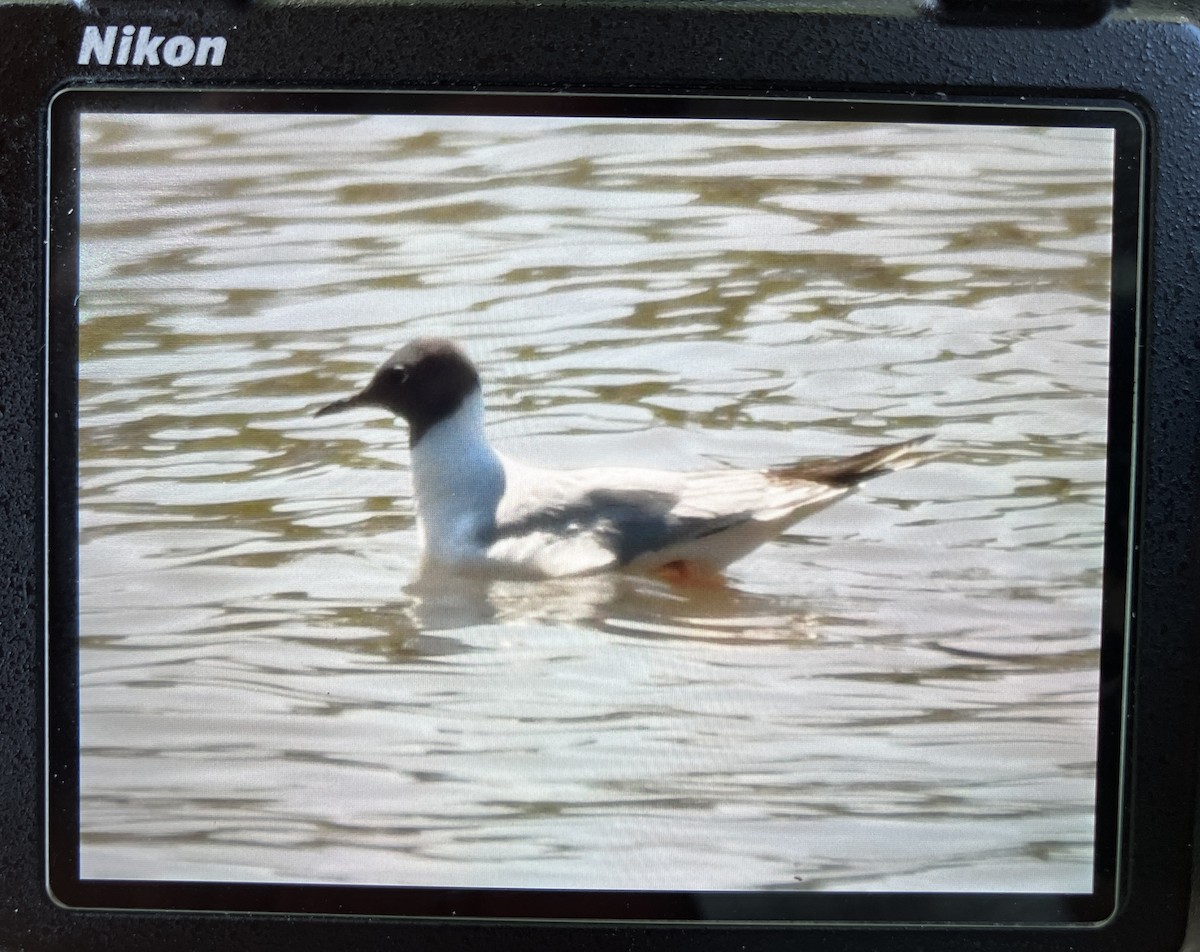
[315,338,934,583]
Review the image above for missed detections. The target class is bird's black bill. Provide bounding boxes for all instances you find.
[314,393,367,417]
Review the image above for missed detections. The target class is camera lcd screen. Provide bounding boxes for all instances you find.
[46,91,1141,923]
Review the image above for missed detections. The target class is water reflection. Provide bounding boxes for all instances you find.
[403,570,820,646]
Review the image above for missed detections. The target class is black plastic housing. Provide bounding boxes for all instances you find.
[2,1,1199,950]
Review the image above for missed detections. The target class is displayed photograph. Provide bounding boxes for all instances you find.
[72,103,1118,899]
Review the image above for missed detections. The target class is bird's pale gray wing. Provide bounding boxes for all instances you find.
[622,470,850,570]
[669,468,847,521]
[491,486,752,569]
[492,460,845,571]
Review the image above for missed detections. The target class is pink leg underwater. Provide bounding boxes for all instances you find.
[653,560,729,589]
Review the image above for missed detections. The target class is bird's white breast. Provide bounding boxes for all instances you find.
[408,389,505,569]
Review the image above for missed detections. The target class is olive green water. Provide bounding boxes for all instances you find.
[76,111,1116,893]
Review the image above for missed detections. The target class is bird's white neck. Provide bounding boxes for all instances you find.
[408,388,505,563]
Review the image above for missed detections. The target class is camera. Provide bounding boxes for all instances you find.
[2,1,1198,949]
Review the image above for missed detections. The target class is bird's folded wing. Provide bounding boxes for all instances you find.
[491,464,844,573]
[670,469,846,521]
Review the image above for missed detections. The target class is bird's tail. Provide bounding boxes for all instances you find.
[771,436,937,487]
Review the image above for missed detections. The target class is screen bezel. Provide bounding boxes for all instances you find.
[45,87,1145,925]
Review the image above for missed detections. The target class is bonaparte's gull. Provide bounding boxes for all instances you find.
[316,338,935,582]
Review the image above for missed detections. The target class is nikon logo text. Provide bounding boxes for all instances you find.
[78,26,228,67]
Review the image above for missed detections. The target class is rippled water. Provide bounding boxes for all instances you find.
[75,108,1116,895]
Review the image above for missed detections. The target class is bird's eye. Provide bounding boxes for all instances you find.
[391,367,409,383]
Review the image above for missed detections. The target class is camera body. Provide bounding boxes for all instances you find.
[2,1,1199,950]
